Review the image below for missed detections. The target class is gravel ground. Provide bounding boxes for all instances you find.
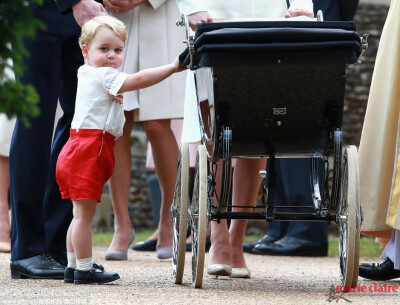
[1,247,399,304]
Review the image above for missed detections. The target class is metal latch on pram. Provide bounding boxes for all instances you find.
[176,14,197,70]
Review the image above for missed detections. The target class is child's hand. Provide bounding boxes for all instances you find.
[285,9,314,19]
[173,57,187,72]
[285,0,314,19]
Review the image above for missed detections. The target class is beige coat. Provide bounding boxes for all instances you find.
[116,0,186,121]
[358,0,400,237]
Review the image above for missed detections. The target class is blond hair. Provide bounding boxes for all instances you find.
[79,15,127,48]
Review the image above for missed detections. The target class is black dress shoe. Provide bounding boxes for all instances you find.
[132,239,157,251]
[74,263,120,284]
[186,236,211,252]
[253,235,327,257]
[64,267,75,283]
[243,234,278,253]
[10,253,65,279]
[359,258,400,281]
[49,251,67,267]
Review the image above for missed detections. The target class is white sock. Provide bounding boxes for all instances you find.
[67,251,77,269]
[76,257,94,271]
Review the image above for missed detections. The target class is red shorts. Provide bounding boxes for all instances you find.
[56,129,115,202]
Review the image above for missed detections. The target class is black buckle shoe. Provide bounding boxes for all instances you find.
[359,258,400,281]
[74,263,120,284]
[64,267,75,283]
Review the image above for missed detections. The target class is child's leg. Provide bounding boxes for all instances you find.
[66,220,77,268]
[70,199,120,284]
[64,220,77,283]
[71,199,97,268]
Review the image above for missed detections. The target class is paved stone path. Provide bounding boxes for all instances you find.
[0,247,399,304]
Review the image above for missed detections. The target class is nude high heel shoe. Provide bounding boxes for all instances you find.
[156,246,173,259]
[207,264,232,276]
[104,226,135,260]
[230,268,251,278]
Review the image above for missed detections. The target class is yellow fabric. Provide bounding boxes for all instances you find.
[359,0,400,236]
[388,154,400,226]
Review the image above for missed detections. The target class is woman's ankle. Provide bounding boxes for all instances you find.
[208,242,231,266]
[230,252,247,269]
[157,221,172,247]
[0,220,10,242]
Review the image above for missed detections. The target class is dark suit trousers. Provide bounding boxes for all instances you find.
[267,158,328,245]
[9,30,83,260]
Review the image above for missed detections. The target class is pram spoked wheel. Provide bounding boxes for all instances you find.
[337,145,361,287]
[190,145,208,288]
[170,143,189,284]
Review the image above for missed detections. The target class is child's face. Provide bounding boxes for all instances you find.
[82,27,125,69]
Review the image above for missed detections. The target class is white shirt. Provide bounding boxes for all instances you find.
[71,65,128,138]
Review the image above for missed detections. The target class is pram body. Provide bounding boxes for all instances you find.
[171,17,367,289]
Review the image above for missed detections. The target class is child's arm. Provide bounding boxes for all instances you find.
[119,57,185,93]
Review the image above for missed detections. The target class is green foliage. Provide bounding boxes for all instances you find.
[93,229,156,246]
[0,0,45,126]
[329,236,382,258]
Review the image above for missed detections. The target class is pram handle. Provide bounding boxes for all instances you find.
[176,14,197,69]
[176,11,325,69]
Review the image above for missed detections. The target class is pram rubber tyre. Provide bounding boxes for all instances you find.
[191,145,208,288]
[338,145,361,288]
[171,143,189,284]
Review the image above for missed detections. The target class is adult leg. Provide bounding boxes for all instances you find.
[254,158,328,256]
[208,157,265,270]
[229,158,266,268]
[106,111,135,253]
[0,156,10,246]
[9,33,62,260]
[208,158,231,266]
[144,119,178,249]
[43,34,83,261]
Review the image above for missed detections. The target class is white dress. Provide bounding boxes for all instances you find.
[0,114,16,157]
[0,61,16,157]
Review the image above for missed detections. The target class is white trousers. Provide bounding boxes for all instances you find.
[382,229,400,270]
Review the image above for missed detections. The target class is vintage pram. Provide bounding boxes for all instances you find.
[170,15,368,288]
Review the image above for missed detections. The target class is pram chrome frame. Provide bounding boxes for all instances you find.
[171,15,366,289]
